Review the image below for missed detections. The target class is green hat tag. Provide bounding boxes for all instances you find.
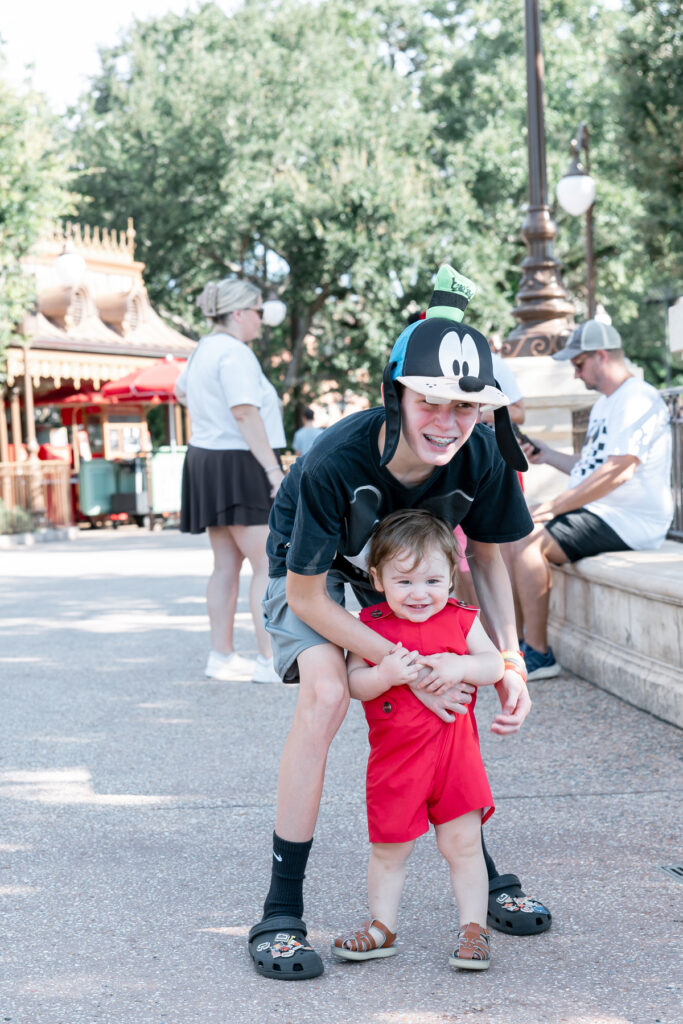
[426,265,477,322]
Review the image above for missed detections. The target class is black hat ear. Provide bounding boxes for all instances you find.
[493,404,528,472]
[380,362,402,467]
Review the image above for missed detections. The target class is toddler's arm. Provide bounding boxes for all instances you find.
[416,618,504,695]
[349,650,478,723]
[346,643,420,701]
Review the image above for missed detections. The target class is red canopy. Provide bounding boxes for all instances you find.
[35,388,122,407]
[63,390,119,405]
[101,357,187,400]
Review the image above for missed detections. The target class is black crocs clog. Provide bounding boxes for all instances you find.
[487,874,552,935]
[248,915,324,980]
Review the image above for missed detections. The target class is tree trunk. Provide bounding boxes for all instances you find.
[281,287,329,398]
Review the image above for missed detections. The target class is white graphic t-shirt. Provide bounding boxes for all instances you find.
[569,377,673,548]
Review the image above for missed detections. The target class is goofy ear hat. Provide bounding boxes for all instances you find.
[380,265,527,472]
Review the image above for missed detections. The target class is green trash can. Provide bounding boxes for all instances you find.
[78,460,117,516]
[111,458,150,515]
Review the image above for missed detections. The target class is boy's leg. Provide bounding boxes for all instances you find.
[272,643,349,845]
[436,812,488,927]
[482,830,552,935]
[249,643,349,980]
[481,831,498,880]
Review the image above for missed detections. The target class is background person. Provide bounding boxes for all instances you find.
[331,510,504,972]
[292,408,323,457]
[508,319,673,680]
[175,278,286,684]
[455,341,525,605]
[479,344,526,426]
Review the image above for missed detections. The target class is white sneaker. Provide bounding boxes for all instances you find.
[204,650,255,681]
[252,655,281,684]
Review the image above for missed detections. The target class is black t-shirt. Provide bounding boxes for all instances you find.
[267,406,532,606]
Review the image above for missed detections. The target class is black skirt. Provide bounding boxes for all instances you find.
[180,445,275,533]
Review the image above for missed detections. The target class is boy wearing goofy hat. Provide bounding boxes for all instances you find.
[248,266,551,981]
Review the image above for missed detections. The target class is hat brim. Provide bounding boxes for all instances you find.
[397,376,509,409]
[552,340,582,361]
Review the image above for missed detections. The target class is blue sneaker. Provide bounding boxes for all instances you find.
[522,643,561,680]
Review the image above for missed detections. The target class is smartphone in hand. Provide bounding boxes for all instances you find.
[512,423,541,455]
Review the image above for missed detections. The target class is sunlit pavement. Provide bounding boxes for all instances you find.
[1,526,681,1024]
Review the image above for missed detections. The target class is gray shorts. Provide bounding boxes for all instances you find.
[262,574,346,684]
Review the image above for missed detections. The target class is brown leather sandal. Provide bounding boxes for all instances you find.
[449,921,491,971]
[331,918,398,961]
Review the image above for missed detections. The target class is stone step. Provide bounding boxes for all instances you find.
[549,541,683,728]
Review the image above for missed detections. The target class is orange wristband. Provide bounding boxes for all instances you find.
[503,659,527,683]
[500,649,526,674]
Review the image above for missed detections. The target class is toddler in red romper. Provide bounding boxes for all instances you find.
[331,510,505,971]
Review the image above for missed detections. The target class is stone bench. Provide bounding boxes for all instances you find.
[548,540,683,729]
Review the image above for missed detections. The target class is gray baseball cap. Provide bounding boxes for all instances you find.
[553,319,623,361]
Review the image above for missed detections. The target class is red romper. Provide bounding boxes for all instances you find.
[360,599,494,844]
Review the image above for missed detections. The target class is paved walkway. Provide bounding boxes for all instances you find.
[1,527,681,1024]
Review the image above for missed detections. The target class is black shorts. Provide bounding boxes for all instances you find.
[180,445,277,534]
[545,508,631,563]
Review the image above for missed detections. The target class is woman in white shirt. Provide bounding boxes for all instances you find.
[175,278,286,683]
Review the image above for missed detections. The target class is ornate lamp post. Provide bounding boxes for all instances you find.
[504,0,574,358]
[556,122,597,318]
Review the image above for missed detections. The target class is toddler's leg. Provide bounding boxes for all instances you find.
[435,811,487,926]
[367,841,415,932]
[331,841,414,961]
[437,811,491,970]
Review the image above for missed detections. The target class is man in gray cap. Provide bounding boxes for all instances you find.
[508,319,673,680]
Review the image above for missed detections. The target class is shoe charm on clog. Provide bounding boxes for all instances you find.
[268,933,314,959]
[496,893,548,914]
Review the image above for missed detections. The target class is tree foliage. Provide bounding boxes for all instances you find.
[0,62,74,373]
[70,0,682,404]
[612,0,682,276]
[414,0,680,379]
[608,0,682,381]
[72,1,454,423]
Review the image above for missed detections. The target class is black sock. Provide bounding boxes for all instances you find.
[262,832,313,922]
[481,830,498,882]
